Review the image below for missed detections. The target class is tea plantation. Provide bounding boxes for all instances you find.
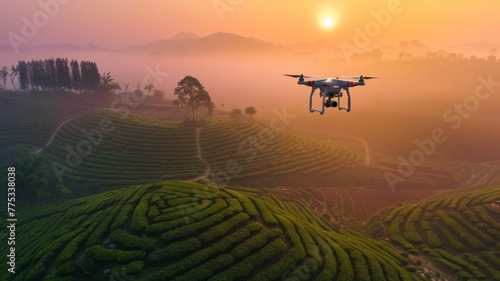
[368,186,500,280]
[0,180,422,281]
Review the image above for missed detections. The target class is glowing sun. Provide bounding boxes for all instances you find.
[322,17,334,29]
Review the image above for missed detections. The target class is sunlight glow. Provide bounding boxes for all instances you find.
[323,17,334,28]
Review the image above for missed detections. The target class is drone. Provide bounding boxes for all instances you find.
[284,74,379,114]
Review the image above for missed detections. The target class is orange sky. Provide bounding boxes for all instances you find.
[1,0,499,49]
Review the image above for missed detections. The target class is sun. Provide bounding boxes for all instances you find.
[322,17,334,29]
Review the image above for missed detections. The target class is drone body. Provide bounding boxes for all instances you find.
[284,74,379,114]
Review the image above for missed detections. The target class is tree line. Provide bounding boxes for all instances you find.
[0,58,102,92]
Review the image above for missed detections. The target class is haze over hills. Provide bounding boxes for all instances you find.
[2,31,499,59]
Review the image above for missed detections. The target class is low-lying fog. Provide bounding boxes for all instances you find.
[2,48,499,162]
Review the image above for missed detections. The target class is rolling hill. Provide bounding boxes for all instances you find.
[43,109,204,187]
[0,180,422,281]
[367,186,500,280]
[38,108,362,190]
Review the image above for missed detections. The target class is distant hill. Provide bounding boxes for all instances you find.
[123,31,279,56]
[168,31,199,41]
[5,43,106,53]
[0,45,14,52]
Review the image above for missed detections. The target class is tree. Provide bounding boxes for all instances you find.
[70,60,81,92]
[17,60,29,91]
[144,82,155,95]
[56,58,71,90]
[173,76,211,123]
[45,58,58,90]
[57,184,71,201]
[9,65,18,90]
[11,149,50,204]
[207,102,215,120]
[109,82,121,93]
[81,61,100,91]
[100,72,113,85]
[245,106,257,119]
[153,89,165,99]
[0,66,8,90]
[99,72,120,93]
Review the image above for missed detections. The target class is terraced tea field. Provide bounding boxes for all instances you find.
[201,119,362,186]
[368,186,500,280]
[267,186,441,223]
[38,110,364,189]
[44,109,204,186]
[0,180,423,281]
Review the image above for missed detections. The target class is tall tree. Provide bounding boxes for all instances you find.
[0,66,8,90]
[9,65,18,90]
[70,60,81,92]
[62,58,72,89]
[80,61,90,90]
[45,58,57,90]
[56,58,71,90]
[173,76,211,123]
[17,60,29,91]
[81,61,100,91]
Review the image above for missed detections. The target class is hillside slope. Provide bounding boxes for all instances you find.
[201,119,361,187]
[43,109,204,186]
[367,186,500,280]
[0,180,422,281]
[40,109,363,190]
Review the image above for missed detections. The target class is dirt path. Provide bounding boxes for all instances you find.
[328,135,372,166]
[191,127,212,181]
[355,137,371,165]
[33,113,86,155]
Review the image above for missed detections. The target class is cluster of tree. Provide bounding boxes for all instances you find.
[0,65,15,90]
[1,148,70,205]
[350,47,499,63]
[0,58,103,92]
[231,106,257,119]
[143,82,165,99]
[172,75,257,124]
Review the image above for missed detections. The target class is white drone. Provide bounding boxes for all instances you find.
[285,74,379,114]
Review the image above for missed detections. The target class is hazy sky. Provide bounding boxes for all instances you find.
[1,0,499,49]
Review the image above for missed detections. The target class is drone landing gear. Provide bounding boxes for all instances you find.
[309,87,351,115]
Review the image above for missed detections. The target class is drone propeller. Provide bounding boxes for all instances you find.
[284,74,319,79]
[341,76,380,80]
